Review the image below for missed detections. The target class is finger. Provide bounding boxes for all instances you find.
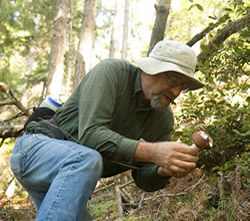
[173,143,199,156]
[171,159,196,169]
[168,165,194,178]
[173,152,199,162]
[190,144,200,152]
[169,165,187,174]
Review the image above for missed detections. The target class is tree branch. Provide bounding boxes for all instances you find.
[0,125,23,139]
[186,15,229,47]
[0,82,30,116]
[115,185,124,219]
[0,100,16,106]
[197,13,250,63]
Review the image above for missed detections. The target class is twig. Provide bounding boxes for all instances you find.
[136,193,145,210]
[144,173,207,202]
[115,185,124,220]
[121,188,134,203]
[3,109,32,122]
[183,173,207,192]
[153,202,162,220]
[0,100,16,106]
[93,182,115,194]
[93,179,134,194]
[0,82,30,116]
[144,191,187,202]
[128,193,145,216]
[120,179,134,188]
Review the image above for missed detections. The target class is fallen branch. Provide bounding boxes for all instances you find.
[93,179,134,194]
[121,187,134,203]
[136,193,145,211]
[0,125,23,139]
[127,193,145,215]
[183,173,206,192]
[3,110,31,123]
[144,191,187,202]
[144,173,207,202]
[120,179,134,189]
[93,182,115,194]
[0,100,16,106]
[115,185,124,220]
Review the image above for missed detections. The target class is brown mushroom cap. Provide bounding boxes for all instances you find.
[192,131,213,149]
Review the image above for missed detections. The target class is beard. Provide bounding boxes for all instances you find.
[150,94,171,111]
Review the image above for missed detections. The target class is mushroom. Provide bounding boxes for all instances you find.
[192,131,213,149]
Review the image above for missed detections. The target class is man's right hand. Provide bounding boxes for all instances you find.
[134,141,199,178]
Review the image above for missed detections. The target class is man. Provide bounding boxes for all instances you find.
[10,40,204,220]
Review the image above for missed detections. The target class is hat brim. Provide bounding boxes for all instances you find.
[134,57,204,90]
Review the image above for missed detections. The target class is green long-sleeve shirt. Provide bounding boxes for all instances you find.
[28,59,175,192]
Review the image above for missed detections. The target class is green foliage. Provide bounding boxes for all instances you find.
[174,1,249,170]
[89,200,117,220]
[0,0,56,95]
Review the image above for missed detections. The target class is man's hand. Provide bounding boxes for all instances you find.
[134,141,199,178]
[153,142,199,177]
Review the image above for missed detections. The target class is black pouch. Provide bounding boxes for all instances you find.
[23,107,55,129]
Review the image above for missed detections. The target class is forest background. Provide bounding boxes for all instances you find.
[0,0,249,220]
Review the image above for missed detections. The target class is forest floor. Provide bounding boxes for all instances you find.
[0,141,249,221]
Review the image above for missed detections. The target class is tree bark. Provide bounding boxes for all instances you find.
[65,0,73,97]
[0,125,23,140]
[197,13,250,63]
[148,0,171,55]
[73,0,97,90]
[121,0,129,59]
[46,0,68,98]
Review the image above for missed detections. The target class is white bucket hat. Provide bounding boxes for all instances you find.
[134,40,204,90]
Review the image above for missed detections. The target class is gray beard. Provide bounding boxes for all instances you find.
[150,94,170,111]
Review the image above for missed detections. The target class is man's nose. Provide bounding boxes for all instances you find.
[171,84,183,98]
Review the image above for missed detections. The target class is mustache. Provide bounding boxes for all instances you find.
[153,92,176,106]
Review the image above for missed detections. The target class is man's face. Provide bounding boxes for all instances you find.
[141,71,190,110]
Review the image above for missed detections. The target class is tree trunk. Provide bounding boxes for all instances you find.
[73,0,97,90]
[148,0,171,55]
[65,0,73,97]
[109,0,122,58]
[46,0,68,98]
[197,13,250,63]
[21,14,41,106]
[121,0,129,59]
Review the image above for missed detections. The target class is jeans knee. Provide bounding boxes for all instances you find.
[83,148,103,176]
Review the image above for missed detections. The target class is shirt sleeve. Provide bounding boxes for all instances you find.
[132,164,171,192]
[131,111,174,192]
[78,60,139,165]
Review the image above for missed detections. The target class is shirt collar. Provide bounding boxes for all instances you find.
[133,68,143,96]
[133,68,152,110]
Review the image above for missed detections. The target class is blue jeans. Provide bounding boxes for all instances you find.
[10,133,103,221]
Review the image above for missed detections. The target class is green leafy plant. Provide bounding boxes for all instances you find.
[173,7,249,170]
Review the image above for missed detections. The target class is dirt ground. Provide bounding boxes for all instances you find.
[1,167,249,221]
